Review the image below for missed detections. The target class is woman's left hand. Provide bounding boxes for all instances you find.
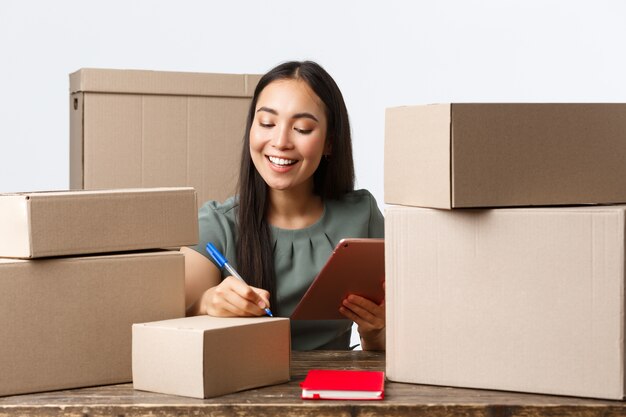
[339,291,385,351]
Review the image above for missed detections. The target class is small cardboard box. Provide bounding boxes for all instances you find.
[132,316,291,399]
[0,187,198,258]
[0,250,185,397]
[385,204,626,399]
[385,103,626,208]
[70,68,261,207]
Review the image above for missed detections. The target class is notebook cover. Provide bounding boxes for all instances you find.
[300,369,385,400]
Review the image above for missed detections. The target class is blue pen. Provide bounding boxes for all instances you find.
[206,242,273,317]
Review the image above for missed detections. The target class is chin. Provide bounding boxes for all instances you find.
[266,183,292,191]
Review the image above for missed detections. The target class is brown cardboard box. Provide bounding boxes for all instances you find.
[384,103,626,209]
[0,250,185,397]
[385,204,626,399]
[0,188,198,258]
[132,316,290,399]
[70,68,261,207]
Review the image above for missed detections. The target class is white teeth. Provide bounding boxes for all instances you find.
[268,156,296,166]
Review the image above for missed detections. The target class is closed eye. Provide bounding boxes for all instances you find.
[294,127,313,134]
[260,122,275,128]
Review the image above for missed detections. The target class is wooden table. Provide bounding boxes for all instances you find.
[0,350,624,416]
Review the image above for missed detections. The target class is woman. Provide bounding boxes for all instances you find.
[182,61,385,351]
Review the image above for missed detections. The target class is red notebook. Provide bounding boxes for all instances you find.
[300,369,385,400]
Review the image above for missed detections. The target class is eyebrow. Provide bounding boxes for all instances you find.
[256,106,319,122]
[293,112,319,122]
[257,106,278,116]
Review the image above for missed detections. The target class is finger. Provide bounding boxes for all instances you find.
[346,294,379,310]
[340,305,386,342]
[224,277,268,311]
[345,295,385,320]
[220,295,260,317]
[207,297,248,317]
[223,289,265,316]
[338,305,362,325]
[348,293,386,312]
[202,285,237,317]
[343,298,385,327]
[342,299,379,324]
[339,302,376,328]
[252,287,271,309]
[339,305,383,335]
[205,291,246,317]
[215,280,265,316]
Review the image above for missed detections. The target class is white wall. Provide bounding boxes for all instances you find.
[2,0,625,206]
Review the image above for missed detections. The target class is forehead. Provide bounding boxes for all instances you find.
[256,79,326,117]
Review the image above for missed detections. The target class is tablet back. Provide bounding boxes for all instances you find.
[291,238,385,320]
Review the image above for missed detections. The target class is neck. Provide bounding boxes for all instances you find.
[267,182,323,229]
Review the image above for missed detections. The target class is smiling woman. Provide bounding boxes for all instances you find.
[181,61,385,351]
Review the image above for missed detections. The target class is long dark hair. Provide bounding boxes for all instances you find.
[236,61,355,311]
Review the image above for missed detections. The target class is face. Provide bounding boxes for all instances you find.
[249,79,329,194]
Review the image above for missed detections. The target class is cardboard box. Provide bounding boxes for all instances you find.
[132,316,290,399]
[0,250,185,397]
[384,103,626,208]
[385,204,626,399]
[70,68,261,207]
[0,188,198,258]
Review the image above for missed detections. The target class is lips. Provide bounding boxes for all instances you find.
[268,156,298,166]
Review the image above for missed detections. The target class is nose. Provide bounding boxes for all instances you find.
[271,125,293,150]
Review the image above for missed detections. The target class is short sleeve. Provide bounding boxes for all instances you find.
[187,198,239,279]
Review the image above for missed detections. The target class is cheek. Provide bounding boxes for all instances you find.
[249,137,266,173]
[248,127,265,153]
[300,134,327,159]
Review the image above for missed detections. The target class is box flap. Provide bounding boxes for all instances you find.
[138,315,287,331]
[5,187,195,198]
[132,324,205,399]
[0,258,28,266]
[70,68,259,98]
[384,104,452,208]
[3,250,181,266]
[0,196,31,258]
[70,92,84,189]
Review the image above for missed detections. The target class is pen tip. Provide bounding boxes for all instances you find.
[265,308,274,317]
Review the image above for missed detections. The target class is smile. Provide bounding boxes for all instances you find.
[268,156,298,166]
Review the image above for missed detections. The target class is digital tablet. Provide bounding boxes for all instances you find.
[290,238,385,320]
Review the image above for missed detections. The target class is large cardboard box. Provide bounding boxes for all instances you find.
[385,103,626,209]
[132,316,291,399]
[0,250,185,397]
[70,68,261,207]
[0,188,198,258]
[385,204,626,400]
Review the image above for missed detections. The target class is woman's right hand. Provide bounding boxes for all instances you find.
[181,247,271,317]
[199,276,271,317]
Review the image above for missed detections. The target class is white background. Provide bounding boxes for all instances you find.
[1,1,625,346]
[2,1,625,204]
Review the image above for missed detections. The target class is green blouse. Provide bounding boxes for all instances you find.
[189,189,384,350]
